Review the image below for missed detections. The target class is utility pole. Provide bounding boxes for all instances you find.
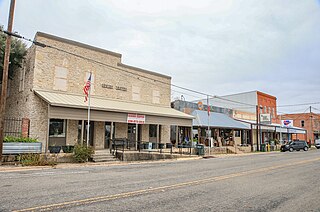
[310,106,313,145]
[0,0,16,163]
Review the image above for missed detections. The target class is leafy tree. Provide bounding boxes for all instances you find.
[0,25,27,83]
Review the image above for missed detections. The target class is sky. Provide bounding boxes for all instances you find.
[0,0,320,113]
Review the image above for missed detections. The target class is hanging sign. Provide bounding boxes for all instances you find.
[127,114,145,124]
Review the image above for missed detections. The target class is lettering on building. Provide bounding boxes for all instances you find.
[101,84,127,92]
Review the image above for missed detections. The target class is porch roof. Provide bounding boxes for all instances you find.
[192,110,250,129]
[34,90,193,120]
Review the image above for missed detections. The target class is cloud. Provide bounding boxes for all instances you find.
[0,0,319,113]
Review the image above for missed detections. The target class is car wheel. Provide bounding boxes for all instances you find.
[289,147,293,152]
[303,147,308,151]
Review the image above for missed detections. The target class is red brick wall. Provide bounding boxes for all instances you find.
[277,113,320,144]
[257,91,277,123]
[21,118,30,138]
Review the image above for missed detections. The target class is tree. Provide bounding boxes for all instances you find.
[0,25,27,83]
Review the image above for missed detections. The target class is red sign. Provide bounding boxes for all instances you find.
[127,114,145,124]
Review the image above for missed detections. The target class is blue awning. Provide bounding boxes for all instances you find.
[192,110,250,129]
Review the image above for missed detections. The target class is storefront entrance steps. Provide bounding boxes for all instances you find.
[116,151,199,162]
[92,149,119,163]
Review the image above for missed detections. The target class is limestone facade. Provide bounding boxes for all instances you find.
[5,32,190,152]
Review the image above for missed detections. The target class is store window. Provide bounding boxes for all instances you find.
[234,130,241,137]
[49,119,66,137]
[149,124,157,138]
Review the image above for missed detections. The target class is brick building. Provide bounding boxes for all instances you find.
[5,32,193,152]
[278,112,320,144]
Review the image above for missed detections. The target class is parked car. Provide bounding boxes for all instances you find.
[315,139,320,149]
[280,140,309,152]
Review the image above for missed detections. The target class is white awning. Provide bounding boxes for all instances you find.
[34,90,193,125]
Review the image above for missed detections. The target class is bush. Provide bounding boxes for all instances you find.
[18,154,57,166]
[73,145,93,163]
[4,136,38,143]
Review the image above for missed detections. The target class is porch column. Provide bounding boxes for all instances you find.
[157,124,160,144]
[110,122,114,149]
[81,120,84,145]
[46,107,50,153]
[176,125,179,147]
[135,123,138,150]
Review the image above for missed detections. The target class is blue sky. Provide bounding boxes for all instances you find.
[0,0,319,113]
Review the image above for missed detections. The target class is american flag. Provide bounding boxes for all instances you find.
[83,73,92,102]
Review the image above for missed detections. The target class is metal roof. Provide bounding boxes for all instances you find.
[35,90,194,120]
[192,110,250,129]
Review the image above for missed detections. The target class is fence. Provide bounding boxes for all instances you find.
[110,138,194,157]
[4,118,23,137]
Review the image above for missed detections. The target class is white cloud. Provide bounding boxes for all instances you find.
[0,0,320,112]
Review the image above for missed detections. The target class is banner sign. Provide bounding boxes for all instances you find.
[281,120,293,127]
[127,114,145,124]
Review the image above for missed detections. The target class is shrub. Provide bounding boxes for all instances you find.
[18,154,57,166]
[4,136,38,143]
[73,145,93,163]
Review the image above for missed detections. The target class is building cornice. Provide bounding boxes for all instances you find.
[35,32,122,58]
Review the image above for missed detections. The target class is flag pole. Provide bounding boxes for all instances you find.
[86,72,92,147]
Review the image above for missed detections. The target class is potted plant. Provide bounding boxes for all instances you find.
[48,145,61,154]
[62,145,75,153]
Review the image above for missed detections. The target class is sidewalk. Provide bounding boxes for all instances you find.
[0,151,280,172]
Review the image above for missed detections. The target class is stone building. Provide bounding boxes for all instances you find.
[5,32,193,152]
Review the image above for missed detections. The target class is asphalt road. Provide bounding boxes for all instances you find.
[0,150,319,212]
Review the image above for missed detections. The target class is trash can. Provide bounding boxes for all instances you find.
[260,144,266,152]
[196,144,205,156]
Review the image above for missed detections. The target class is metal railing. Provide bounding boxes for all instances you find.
[4,117,23,137]
[110,139,194,156]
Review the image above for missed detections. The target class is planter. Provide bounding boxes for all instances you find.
[158,143,165,149]
[3,142,42,154]
[62,145,74,153]
[166,143,173,148]
[48,146,61,154]
[143,143,149,149]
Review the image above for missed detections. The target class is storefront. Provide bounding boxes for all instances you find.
[191,110,250,147]
[36,90,193,151]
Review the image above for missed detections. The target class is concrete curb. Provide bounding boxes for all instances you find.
[0,151,284,172]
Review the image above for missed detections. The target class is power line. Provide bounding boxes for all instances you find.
[2,29,320,111]
[277,102,320,107]
[2,29,262,108]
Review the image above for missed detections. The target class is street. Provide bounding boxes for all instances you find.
[1,151,320,212]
